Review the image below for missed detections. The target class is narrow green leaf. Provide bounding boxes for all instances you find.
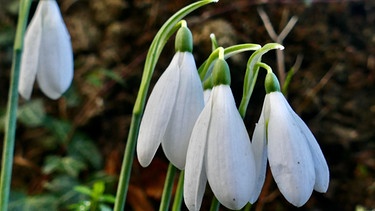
[239,43,284,117]
[198,44,261,80]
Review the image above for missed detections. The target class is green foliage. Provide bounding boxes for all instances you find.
[8,192,58,211]
[43,156,87,177]
[69,181,115,211]
[68,134,103,170]
[85,68,125,88]
[17,99,46,127]
[3,96,109,210]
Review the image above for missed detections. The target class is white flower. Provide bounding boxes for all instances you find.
[184,84,256,210]
[19,0,73,100]
[203,89,211,104]
[252,91,329,207]
[136,51,204,170]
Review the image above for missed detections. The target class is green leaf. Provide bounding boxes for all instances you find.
[99,204,113,211]
[74,186,93,197]
[42,155,62,175]
[8,193,58,211]
[101,69,125,86]
[85,68,125,88]
[198,44,261,81]
[239,43,284,117]
[17,99,46,127]
[68,134,102,169]
[92,181,105,196]
[44,175,80,195]
[67,200,91,211]
[42,156,86,177]
[61,157,87,177]
[44,117,72,144]
[133,0,219,114]
[99,194,116,204]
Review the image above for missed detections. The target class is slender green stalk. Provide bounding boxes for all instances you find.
[0,0,32,210]
[243,202,252,211]
[198,44,261,81]
[113,1,218,210]
[113,115,140,211]
[133,0,218,115]
[238,43,284,118]
[172,170,184,211]
[209,196,220,211]
[159,164,177,211]
[210,33,219,51]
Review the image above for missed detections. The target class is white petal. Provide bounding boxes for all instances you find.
[18,2,44,100]
[250,122,267,203]
[184,94,212,211]
[203,89,211,104]
[162,52,204,169]
[283,94,329,192]
[267,92,315,207]
[206,85,256,210]
[136,54,180,167]
[36,0,73,99]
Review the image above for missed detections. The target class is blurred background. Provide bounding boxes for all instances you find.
[0,0,374,210]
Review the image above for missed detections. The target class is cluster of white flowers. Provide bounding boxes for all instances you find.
[19,0,73,100]
[16,0,328,210]
[136,23,329,210]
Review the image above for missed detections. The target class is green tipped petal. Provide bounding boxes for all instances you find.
[212,58,231,86]
[175,24,193,52]
[265,71,281,93]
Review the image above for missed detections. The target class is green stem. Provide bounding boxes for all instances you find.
[209,196,220,211]
[0,0,32,210]
[113,115,140,211]
[159,164,177,211]
[113,2,218,210]
[198,44,261,81]
[238,43,284,118]
[243,202,252,211]
[133,0,218,115]
[172,170,184,211]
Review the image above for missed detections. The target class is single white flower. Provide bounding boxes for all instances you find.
[184,55,256,210]
[252,72,329,207]
[19,0,73,100]
[136,51,204,170]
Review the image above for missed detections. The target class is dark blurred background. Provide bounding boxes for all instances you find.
[0,0,374,210]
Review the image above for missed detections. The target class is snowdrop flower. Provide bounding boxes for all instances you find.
[19,0,73,100]
[137,24,204,170]
[184,49,256,210]
[202,77,213,104]
[252,70,329,207]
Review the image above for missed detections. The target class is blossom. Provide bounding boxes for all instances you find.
[252,72,329,207]
[184,56,256,210]
[136,51,204,170]
[19,0,73,100]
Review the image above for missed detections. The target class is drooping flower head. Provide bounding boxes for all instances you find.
[136,23,204,170]
[19,0,73,100]
[252,69,329,207]
[184,48,257,210]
